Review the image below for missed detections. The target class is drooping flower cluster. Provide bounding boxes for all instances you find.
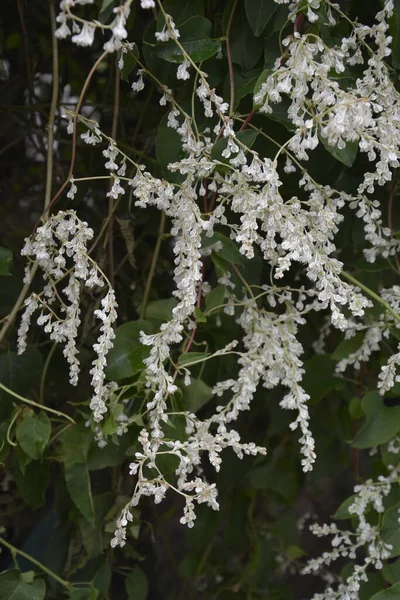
[18,211,117,422]
[303,468,399,599]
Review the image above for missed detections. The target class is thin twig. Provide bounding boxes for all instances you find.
[0,536,72,590]
[0,381,75,423]
[226,0,239,117]
[107,65,121,289]
[139,212,166,319]
[342,271,400,325]
[44,0,60,210]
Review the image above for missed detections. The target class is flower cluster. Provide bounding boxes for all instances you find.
[303,468,399,599]
[18,211,117,422]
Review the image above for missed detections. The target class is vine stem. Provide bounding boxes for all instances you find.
[106,64,121,290]
[0,536,72,590]
[342,271,400,325]
[0,382,75,424]
[44,0,59,210]
[139,212,166,319]
[0,0,61,347]
[226,0,239,117]
[42,49,109,218]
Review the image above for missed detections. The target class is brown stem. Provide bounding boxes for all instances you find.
[226,0,239,117]
[42,50,109,219]
[107,65,121,289]
[239,109,255,131]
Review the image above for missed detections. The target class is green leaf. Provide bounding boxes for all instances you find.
[15,412,51,460]
[182,378,213,412]
[61,423,92,466]
[332,333,364,361]
[65,462,95,525]
[352,392,400,449]
[69,588,99,600]
[383,558,400,584]
[249,465,297,501]
[0,347,43,420]
[156,0,204,26]
[302,355,344,403]
[319,135,358,167]
[125,566,148,600]
[145,298,177,322]
[0,570,46,600]
[230,7,263,70]
[349,396,364,420]
[155,18,220,63]
[382,503,400,557]
[80,493,114,558]
[194,307,207,323]
[155,114,183,177]
[98,0,114,23]
[203,231,244,266]
[119,44,139,82]
[332,494,364,520]
[155,38,221,63]
[245,0,277,37]
[205,285,226,312]
[105,320,152,380]
[211,129,259,165]
[369,583,400,599]
[0,247,12,275]
[178,352,210,367]
[14,458,50,509]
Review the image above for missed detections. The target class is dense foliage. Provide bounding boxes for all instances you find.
[3,0,400,598]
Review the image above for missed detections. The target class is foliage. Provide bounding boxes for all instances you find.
[2,0,400,598]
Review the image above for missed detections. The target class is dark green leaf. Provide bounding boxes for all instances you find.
[319,135,358,168]
[182,378,213,412]
[65,462,95,525]
[211,129,259,165]
[105,320,152,380]
[61,423,92,466]
[230,7,263,70]
[194,307,207,323]
[155,38,221,64]
[125,566,148,600]
[156,0,204,27]
[383,558,400,584]
[178,352,210,367]
[0,247,12,275]
[0,570,46,600]
[80,493,114,558]
[155,114,183,178]
[203,231,244,266]
[14,458,50,509]
[98,0,114,23]
[332,333,364,361]
[205,285,226,312]
[0,347,43,420]
[145,298,177,322]
[302,355,344,403]
[69,588,99,600]
[15,412,51,460]
[382,503,400,557]
[245,0,277,37]
[369,583,400,599]
[332,494,364,520]
[352,392,400,449]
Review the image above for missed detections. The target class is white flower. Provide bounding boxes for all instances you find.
[71,22,95,47]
